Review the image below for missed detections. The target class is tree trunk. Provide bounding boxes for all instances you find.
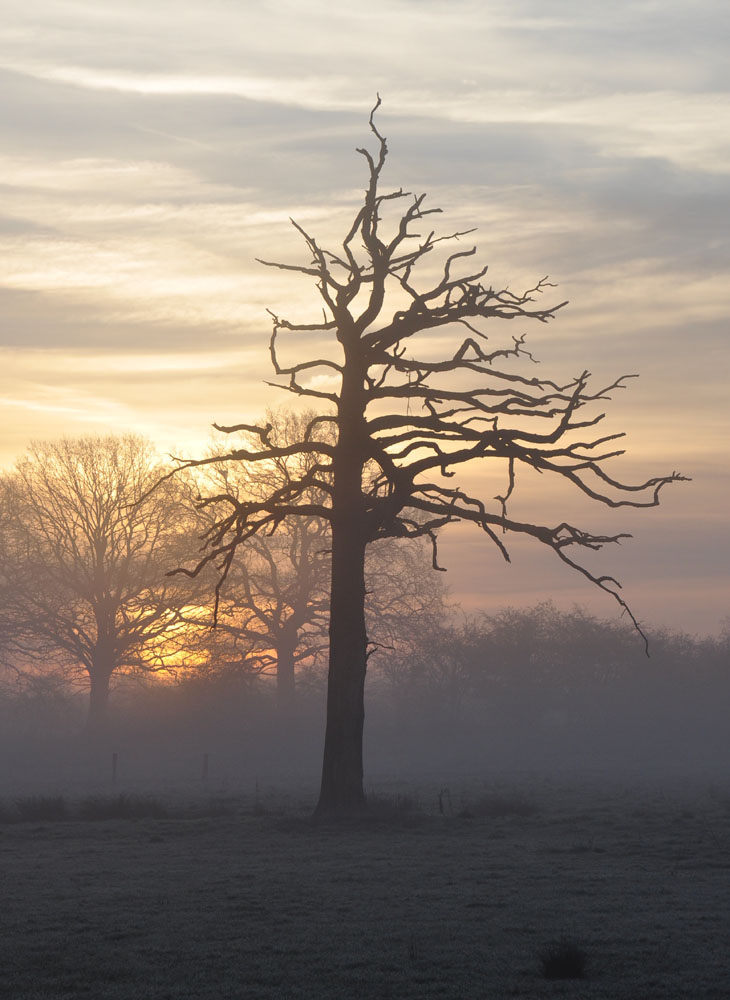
[315,522,368,815]
[85,668,112,737]
[275,632,297,718]
[315,353,369,816]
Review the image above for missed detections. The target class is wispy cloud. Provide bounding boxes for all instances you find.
[6,55,730,175]
[1,0,728,630]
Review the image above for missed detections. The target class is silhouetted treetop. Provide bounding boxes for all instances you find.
[177,99,685,636]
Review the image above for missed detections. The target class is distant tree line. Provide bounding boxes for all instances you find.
[0,428,723,769]
[369,604,730,774]
[1,579,728,781]
[0,424,447,736]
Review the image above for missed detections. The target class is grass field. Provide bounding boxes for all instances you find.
[2,776,729,999]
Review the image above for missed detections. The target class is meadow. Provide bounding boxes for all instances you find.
[2,775,729,999]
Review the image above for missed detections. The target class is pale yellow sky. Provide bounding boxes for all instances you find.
[1,0,728,633]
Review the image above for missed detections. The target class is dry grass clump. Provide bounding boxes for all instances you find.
[14,795,68,822]
[310,791,423,826]
[77,793,168,820]
[538,936,587,979]
[459,793,538,820]
[0,793,169,822]
[186,796,239,819]
[365,791,422,819]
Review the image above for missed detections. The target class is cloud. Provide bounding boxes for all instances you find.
[7,49,730,175]
[1,0,728,632]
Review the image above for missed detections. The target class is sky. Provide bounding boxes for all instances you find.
[1,0,728,636]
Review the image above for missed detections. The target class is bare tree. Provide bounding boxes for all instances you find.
[187,409,448,716]
[0,435,198,734]
[186,411,331,715]
[365,534,449,664]
[176,101,686,814]
[199,500,331,714]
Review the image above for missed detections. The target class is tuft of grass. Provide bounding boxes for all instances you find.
[366,791,422,819]
[538,937,587,980]
[77,794,167,821]
[407,933,419,962]
[462,794,538,820]
[190,797,239,819]
[0,793,242,824]
[15,795,68,822]
[313,791,423,827]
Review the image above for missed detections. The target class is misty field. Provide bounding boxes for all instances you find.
[2,776,730,999]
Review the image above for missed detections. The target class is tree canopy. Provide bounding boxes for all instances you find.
[0,435,197,733]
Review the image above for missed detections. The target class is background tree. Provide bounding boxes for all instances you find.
[0,435,198,734]
[187,409,449,716]
[176,101,686,814]
[186,410,331,715]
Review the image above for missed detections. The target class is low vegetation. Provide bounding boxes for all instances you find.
[1,780,728,998]
[538,936,588,979]
[0,794,239,823]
